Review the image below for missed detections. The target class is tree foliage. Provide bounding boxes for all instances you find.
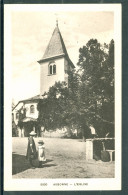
[37,39,114,138]
[77,39,114,137]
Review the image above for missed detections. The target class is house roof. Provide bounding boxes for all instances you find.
[38,24,75,68]
[12,95,42,111]
[21,95,41,102]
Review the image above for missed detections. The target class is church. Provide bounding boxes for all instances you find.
[12,22,75,137]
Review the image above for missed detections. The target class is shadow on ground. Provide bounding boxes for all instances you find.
[41,159,57,168]
[12,153,56,175]
[42,163,57,168]
[43,159,53,163]
[12,153,31,175]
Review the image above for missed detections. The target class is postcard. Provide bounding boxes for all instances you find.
[4,4,121,191]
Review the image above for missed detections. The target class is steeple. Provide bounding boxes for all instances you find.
[38,22,75,95]
[38,22,75,68]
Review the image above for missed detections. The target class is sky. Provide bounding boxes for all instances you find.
[11,10,114,104]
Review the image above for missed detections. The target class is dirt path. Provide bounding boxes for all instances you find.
[12,137,114,178]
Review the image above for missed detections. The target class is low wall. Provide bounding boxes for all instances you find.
[86,138,115,161]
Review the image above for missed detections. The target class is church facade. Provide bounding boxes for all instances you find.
[12,23,75,137]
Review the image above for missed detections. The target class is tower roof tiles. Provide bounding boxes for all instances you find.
[38,24,75,68]
[43,26,67,59]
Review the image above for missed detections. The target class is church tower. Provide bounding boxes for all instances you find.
[38,21,75,95]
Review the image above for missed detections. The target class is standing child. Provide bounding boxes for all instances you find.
[38,140,46,168]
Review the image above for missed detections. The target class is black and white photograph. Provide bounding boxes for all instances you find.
[4,4,121,191]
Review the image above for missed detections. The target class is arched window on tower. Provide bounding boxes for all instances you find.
[30,105,35,114]
[48,61,56,75]
[50,65,52,74]
[53,64,56,74]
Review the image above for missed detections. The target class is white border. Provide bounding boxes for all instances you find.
[4,4,122,191]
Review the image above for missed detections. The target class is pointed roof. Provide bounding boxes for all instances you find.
[43,25,67,59]
[38,24,75,68]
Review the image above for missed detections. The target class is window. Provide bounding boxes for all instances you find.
[53,64,56,74]
[30,105,35,114]
[48,61,56,75]
[50,65,52,74]
[16,113,19,119]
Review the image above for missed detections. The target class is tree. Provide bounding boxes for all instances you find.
[17,106,26,129]
[77,39,114,137]
[37,81,69,130]
[12,99,15,110]
[37,39,114,139]
[96,40,114,137]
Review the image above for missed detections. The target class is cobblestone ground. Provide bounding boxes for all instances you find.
[12,137,115,178]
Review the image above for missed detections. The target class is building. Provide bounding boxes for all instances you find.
[12,22,75,137]
[38,21,75,95]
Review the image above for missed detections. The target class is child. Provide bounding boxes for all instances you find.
[38,140,46,168]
